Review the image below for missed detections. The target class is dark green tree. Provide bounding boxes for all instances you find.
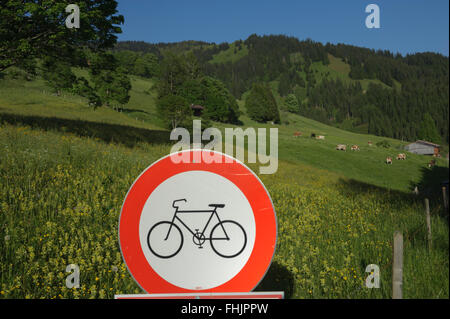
[41,58,76,96]
[114,50,138,73]
[89,53,131,107]
[245,83,280,123]
[157,52,189,97]
[184,52,201,80]
[178,77,240,124]
[418,113,441,144]
[92,68,131,107]
[133,53,159,78]
[157,52,240,124]
[157,94,192,129]
[72,77,102,108]
[0,0,124,72]
[278,73,291,97]
[284,94,299,113]
[198,76,240,124]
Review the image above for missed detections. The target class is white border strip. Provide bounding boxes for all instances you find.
[115,291,284,299]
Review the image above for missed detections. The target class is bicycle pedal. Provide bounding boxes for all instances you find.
[198,246,203,249]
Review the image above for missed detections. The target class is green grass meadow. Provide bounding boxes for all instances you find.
[0,73,448,298]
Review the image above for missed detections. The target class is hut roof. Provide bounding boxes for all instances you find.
[412,140,440,148]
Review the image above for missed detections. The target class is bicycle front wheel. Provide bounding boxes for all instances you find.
[210,220,247,258]
[147,221,183,259]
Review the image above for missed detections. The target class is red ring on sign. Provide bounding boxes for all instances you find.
[119,150,277,293]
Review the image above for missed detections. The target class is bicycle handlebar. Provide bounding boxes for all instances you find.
[173,199,187,208]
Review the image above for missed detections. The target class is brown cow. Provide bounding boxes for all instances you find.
[351,145,360,151]
[433,153,441,158]
[396,153,406,160]
[293,131,302,137]
[386,157,393,164]
[368,141,373,146]
[316,135,325,140]
[428,159,436,168]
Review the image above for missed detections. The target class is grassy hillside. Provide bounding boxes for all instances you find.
[0,74,448,299]
[310,54,395,91]
[1,74,448,192]
[210,42,249,64]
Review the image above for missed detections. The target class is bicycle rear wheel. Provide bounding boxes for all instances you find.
[147,221,183,258]
[210,220,247,258]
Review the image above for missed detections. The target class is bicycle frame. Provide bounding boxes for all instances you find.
[165,205,230,242]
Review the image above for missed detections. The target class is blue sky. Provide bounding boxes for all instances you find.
[116,0,449,56]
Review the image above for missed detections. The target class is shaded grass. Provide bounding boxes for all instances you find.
[0,113,170,148]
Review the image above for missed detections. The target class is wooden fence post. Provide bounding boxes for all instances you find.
[425,198,432,250]
[443,186,448,212]
[392,231,403,299]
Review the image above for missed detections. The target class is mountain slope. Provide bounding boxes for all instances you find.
[116,35,449,144]
[0,74,448,299]
[2,75,447,194]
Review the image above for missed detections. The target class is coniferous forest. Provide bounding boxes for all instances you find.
[115,34,449,144]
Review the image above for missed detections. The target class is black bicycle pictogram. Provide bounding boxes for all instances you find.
[147,199,247,259]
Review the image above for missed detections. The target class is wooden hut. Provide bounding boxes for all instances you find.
[405,140,440,156]
[190,104,204,116]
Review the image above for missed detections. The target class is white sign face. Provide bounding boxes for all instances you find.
[138,170,256,290]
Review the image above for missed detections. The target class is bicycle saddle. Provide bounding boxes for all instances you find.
[208,204,225,208]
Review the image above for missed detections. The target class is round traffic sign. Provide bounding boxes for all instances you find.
[119,150,277,293]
